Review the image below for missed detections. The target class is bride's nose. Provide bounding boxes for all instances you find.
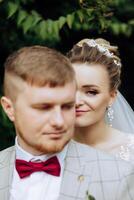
[76,91,84,107]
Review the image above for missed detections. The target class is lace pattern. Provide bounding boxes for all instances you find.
[116,135,134,162]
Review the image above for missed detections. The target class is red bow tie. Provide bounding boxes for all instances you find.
[16,156,61,179]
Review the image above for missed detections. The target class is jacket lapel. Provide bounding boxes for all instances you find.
[58,140,94,200]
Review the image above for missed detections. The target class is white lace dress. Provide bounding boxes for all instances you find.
[116,134,134,162]
[96,132,134,163]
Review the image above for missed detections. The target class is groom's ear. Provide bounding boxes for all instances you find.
[1,96,15,122]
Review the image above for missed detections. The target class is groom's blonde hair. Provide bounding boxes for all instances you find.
[3,46,75,101]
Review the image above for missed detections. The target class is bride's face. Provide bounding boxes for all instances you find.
[73,63,116,127]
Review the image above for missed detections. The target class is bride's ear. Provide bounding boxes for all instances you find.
[109,90,117,105]
[1,96,15,121]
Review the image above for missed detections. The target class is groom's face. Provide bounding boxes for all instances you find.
[1,80,76,155]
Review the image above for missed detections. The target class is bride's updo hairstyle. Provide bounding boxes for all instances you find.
[67,38,122,91]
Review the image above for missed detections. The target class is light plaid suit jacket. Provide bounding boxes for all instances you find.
[0,140,134,200]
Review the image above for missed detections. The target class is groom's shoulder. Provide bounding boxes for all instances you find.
[0,146,15,154]
[0,146,15,162]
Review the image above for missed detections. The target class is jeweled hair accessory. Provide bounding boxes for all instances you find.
[77,39,121,67]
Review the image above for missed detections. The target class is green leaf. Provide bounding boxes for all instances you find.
[17,10,27,26]
[58,16,66,29]
[99,18,106,30]
[38,21,47,40]
[46,19,53,34]
[124,26,132,37]
[53,20,60,40]
[110,22,120,35]
[66,13,74,28]
[73,21,81,30]
[120,23,128,34]
[77,10,84,22]
[31,10,42,25]
[7,2,18,18]
[88,195,96,200]
[21,15,34,33]
[86,191,96,200]
[82,22,90,30]
[84,9,95,22]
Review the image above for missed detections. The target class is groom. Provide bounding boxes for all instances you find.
[0,45,134,200]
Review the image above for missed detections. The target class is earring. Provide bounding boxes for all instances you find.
[107,105,114,127]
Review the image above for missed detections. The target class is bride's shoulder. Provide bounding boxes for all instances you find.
[122,132,134,148]
[112,128,134,141]
[118,130,134,142]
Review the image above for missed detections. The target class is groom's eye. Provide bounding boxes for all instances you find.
[32,104,52,111]
[62,103,75,110]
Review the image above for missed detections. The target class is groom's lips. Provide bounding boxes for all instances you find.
[43,131,65,138]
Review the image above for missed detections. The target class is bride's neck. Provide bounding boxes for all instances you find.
[74,121,111,147]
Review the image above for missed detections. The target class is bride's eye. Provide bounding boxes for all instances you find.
[86,90,98,96]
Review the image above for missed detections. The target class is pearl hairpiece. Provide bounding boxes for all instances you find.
[77,39,121,67]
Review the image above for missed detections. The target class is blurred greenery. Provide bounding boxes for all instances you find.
[0,0,134,150]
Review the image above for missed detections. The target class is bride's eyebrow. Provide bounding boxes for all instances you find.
[82,84,99,89]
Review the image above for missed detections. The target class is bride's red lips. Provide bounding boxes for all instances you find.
[75,110,89,112]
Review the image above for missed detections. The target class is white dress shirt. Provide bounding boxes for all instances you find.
[10,139,68,200]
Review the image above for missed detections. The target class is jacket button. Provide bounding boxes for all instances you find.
[78,175,84,182]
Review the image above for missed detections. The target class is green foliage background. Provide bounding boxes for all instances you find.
[0,0,134,150]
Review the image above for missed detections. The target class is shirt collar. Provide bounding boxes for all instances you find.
[15,137,68,165]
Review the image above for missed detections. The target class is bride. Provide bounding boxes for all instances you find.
[67,38,134,162]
